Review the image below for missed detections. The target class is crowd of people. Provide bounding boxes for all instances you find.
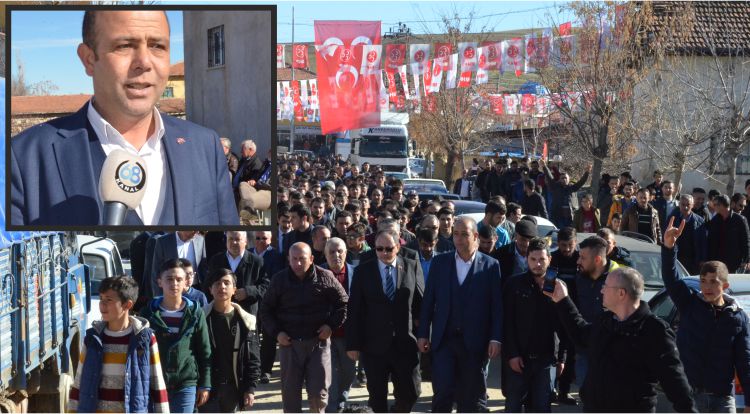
[67,152,750,413]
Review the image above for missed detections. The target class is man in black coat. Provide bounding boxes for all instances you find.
[520,179,548,219]
[207,231,269,317]
[707,194,750,273]
[493,219,538,286]
[546,268,696,413]
[346,229,424,413]
[233,139,264,191]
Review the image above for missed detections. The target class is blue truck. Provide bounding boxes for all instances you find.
[1,77,92,412]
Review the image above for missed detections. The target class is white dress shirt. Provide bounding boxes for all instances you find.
[226,251,243,273]
[87,100,167,225]
[377,258,398,295]
[455,251,476,285]
[175,232,197,269]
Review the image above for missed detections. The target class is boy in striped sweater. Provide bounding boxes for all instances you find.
[141,259,213,413]
[68,275,170,413]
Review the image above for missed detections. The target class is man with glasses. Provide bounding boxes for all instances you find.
[207,231,269,318]
[345,223,371,267]
[418,217,503,412]
[346,230,424,412]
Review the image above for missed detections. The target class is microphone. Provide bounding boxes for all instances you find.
[98,149,148,225]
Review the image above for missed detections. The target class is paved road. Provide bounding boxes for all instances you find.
[246,358,582,413]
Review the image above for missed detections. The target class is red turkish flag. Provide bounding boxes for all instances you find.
[314,20,381,134]
[292,44,308,68]
[559,22,572,36]
[291,80,304,121]
[385,44,406,73]
[542,141,549,161]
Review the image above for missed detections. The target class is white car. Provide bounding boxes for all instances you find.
[76,236,126,329]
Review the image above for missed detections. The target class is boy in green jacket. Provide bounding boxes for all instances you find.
[141,258,213,413]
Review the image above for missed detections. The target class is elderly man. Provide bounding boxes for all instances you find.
[234,140,264,191]
[10,10,238,226]
[260,243,348,413]
[321,238,357,413]
[220,137,239,180]
[347,230,424,412]
[546,268,695,412]
[418,217,502,412]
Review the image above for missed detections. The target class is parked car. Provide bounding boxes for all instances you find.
[649,275,750,412]
[403,178,449,194]
[418,192,461,202]
[385,171,410,182]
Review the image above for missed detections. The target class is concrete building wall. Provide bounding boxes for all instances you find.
[183,10,273,158]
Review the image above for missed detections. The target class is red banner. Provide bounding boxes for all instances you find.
[559,22,572,36]
[434,42,452,62]
[314,20,381,134]
[276,44,285,68]
[458,71,472,88]
[490,94,504,115]
[292,44,308,68]
[291,80,304,121]
[384,44,406,73]
[480,41,501,70]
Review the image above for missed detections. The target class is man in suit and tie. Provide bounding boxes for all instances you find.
[418,216,503,413]
[346,229,424,413]
[149,231,207,296]
[10,10,239,226]
[207,231,269,316]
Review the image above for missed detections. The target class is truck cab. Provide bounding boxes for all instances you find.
[350,125,417,175]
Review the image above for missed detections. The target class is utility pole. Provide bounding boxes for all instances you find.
[289,5,296,153]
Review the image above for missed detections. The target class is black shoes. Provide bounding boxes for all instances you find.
[260,373,271,384]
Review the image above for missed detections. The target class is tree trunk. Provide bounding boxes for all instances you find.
[591,158,604,205]
[444,148,461,190]
[726,148,739,195]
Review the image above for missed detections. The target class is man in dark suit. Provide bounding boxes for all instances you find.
[234,139,265,204]
[707,194,750,273]
[149,231,207,296]
[417,216,502,412]
[10,10,238,226]
[347,229,424,413]
[207,231,269,316]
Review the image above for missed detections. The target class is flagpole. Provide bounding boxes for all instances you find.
[289,5,296,154]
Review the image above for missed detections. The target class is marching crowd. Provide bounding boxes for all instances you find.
[67,152,750,413]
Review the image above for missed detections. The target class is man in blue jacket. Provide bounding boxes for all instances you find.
[10,10,238,226]
[663,216,750,412]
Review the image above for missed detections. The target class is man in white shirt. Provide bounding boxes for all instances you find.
[10,10,238,226]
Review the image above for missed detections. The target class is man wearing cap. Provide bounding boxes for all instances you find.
[493,219,538,287]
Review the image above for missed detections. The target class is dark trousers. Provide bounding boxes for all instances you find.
[503,358,554,413]
[261,328,278,375]
[431,334,488,413]
[361,344,421,413]
[199,383,240,413]
[557,345,575,395]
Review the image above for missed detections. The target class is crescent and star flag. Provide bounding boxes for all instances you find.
[276,44,285,68]
[559,21,572,36]
[458,42,478,72]
[409,44,431,75]
[360,44,382,75]
[292,44,308,68]
[314,20,381,134]
[481,41,501,70]
[501,38,524,76]
[385,44,406,73]
[444,53,459,89]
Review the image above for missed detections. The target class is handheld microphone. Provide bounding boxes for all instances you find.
[98,149,148,225]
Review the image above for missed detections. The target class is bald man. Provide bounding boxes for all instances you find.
[259,242,349,413]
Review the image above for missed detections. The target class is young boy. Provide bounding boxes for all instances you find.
[141,259,213,413]
[68,275,169,412]
[200,268,261,412]
[180,258,208,307]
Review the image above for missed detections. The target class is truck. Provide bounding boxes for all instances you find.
[349,125,418,176]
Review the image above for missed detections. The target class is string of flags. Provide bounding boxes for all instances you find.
[279,17,625,134]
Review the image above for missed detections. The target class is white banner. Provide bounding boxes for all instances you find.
[458,42,478,72]
[501,38,523,75]
[409,43,431,75]
[476,46,489,85]
[444,53,459,89]
[360,44,382,75]
[398,65,410,100]
[276,44,285,68]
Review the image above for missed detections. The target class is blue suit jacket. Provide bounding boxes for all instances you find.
[418,251,503,354]
[321,262,355,292]
[10,104,239,226]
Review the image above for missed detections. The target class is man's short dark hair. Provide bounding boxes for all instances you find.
[715,194,731,208]
[478,225,496,240]
[207,267,237,288]
[345,200,361,212]
[579,236,608,258]
[612,212,622,221]
[653,170,662,177]
[417,228,439,243]
[348,222,367,237]
[708,189,721,200]
[485,200,507,215]
[507,202,522,215]
[178,258,194,269]
[312,225,331,238]
[437,207,454,218]
[527,237,548,254]
[524,179,535,190]
[692,187,706,195]
[335,210,353,222]
[290,203,311,219]
[732,193,747,204]
[596,227,615,239]
[558,227,577,242]
[83,11,170,54]
[278,202,291,218]
[99,275,139,304]
[660,180,673,189]
[159,258,188,277]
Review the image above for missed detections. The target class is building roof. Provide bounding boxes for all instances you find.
[647,1,750,54]
[11,94,185,116]
[170,61,184,77]
[277,66,317,81]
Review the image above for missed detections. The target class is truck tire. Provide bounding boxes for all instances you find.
[28,354,73,413]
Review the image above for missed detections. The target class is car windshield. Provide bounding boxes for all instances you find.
[405,184,448,193]
[631,250,689,288]
[359,136,408,157]
[454,204,485,215]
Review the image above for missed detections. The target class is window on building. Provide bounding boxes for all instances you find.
[162,87,174,98]
[208,25,225,67]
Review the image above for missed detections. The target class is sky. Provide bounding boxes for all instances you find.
[10,2,572,95]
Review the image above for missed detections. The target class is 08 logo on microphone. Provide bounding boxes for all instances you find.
[115,161,146,193]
